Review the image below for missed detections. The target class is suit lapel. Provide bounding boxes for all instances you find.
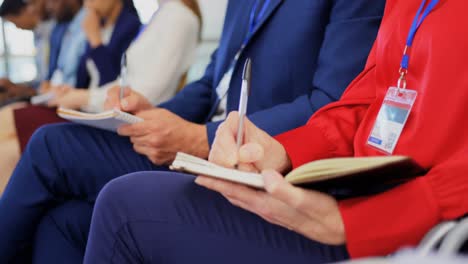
[243,0,283,48]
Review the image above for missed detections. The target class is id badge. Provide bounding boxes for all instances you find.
[367,87,418,154]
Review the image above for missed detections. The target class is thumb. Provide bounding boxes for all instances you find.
[262,169,285,191]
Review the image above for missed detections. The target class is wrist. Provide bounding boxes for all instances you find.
[192,124,210,159]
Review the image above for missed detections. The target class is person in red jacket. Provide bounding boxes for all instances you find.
[84,0,468,262]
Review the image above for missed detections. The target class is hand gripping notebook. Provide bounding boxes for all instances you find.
[170,152,426,190]
[57,107,143,132]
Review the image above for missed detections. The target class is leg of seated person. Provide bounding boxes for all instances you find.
[0,105,17,138]
[32,201,94,264]
[84,172,349,264]
[0,138,20,194]
[0,123,162,262]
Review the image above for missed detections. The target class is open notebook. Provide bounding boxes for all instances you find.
[57,107,143,132]
[170,152,426,190]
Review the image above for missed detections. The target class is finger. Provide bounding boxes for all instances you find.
[239,142,264,163]
[262,170,306,209]
[121,91,143,112]
[236,163,259,173]
[117,124,141,136]
[263,170,331,218]
[133,144,152,157]
[133,144,172,165]
[209,112,242,165]
[195,176,293,229]
[135,109,160,120]
[104,93,120,110]
[47,99,58,107]
[209,135,238,168]
[130,134,163,148]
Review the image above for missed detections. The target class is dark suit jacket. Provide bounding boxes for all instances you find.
[160,0,386,145]
[76,7,141,88]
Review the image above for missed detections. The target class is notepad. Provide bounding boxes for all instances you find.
[170,152,425,190]
[30,92,55,105]
[57,107,143,132]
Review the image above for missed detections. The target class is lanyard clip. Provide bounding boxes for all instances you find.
[397,68,408,90]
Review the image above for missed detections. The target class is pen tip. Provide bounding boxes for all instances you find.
[242,58,252,80]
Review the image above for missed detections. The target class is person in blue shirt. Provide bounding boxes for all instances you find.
[0,0,83,190]
[0,0,385,263]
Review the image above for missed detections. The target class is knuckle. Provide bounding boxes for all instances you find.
[227,111,238,120]
[291,192,307,211]
[259,206,273,219]
[149,137,160,147]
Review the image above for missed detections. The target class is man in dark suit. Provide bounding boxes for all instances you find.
[0,0,386,262]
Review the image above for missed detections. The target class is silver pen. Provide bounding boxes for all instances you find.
[235,58,252,168]
[120,53,128,102]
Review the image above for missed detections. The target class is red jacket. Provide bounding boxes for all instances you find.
[276,0,468,258]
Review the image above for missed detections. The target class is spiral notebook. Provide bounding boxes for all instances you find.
[57,107,143,132]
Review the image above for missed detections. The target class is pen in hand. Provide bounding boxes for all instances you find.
[235,58,252,169]
[119,53,128,109]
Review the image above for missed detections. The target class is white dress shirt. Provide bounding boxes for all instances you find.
[84,0,200,112]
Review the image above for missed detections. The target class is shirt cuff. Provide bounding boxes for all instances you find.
[274,123,336,169]
[82,88,108,113]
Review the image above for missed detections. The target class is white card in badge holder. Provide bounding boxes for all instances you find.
[367,87,418,154]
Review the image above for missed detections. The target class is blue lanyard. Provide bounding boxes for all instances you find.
[243,0,271,46]
[400,0,439,76]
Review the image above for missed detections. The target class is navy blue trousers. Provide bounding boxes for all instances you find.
[84,172,349,263]
[33,201,94,264]
[0,123,164,263]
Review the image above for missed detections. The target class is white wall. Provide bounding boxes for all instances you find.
[187,0,227,81]
[198,0,227,40]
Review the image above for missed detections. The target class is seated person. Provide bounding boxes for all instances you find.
[49,0,202,112]
[0,0,53,104]
[83,0,468,262]
[8,0,141,147]
[0,0,200,194]
[0,0,85,192]
[0,0,386,262]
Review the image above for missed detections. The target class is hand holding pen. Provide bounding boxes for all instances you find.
[104,54,153,112]
[120,53,128,103]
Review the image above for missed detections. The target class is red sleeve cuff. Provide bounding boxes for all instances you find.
[275,124,336,169]
[339,177,441,258]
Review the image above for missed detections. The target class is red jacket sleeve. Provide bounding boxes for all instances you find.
[275,39,378,168]
[275,65,377,169]
[339,155,468,258]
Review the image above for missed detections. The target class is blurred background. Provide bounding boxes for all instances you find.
[0,0,227,83]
